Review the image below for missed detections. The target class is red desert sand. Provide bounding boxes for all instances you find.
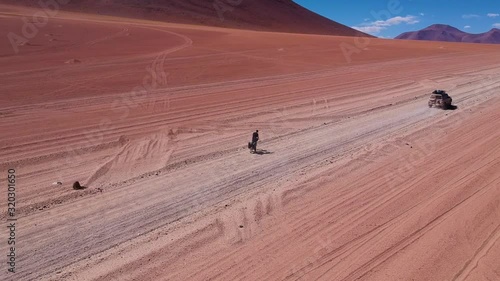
[1,4,500,281]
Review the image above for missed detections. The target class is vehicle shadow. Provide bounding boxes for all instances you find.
[445,105,458,110]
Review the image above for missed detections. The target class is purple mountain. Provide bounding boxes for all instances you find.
[396,24,500,44]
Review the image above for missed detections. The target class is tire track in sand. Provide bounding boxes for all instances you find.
[452,224,500,281]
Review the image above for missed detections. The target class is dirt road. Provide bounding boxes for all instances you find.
[1,6,499,281]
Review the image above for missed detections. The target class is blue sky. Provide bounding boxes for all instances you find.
[294,0,500,38]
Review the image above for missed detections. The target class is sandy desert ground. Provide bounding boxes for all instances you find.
[1,5,500,281]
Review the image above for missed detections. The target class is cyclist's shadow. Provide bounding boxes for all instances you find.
[252,149,273,155]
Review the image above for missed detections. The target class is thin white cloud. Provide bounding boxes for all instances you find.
[493,23,500,28]
[353,15,419,35]
[420,13,425,16]
[462,14,480,19]
[352,25,385,34]
[382,16,420,25]
[487,13,499,18]
[464,25,471,29]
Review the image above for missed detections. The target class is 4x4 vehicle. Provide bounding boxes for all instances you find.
[428,90,452,109]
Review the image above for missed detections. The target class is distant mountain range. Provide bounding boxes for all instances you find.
[396,24,500,44]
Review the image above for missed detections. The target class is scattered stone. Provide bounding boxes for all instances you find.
[65,59,81,64]
[73,181,86,190]
[239,225,244,228]
[52,181,63,186]
[118,135,129,145]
